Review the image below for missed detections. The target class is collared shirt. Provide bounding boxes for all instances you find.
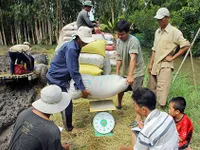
[9,44,31,53]
[46,40,85,91]
[116,35,145,78]
[134,109,179,150]
[77,9,94,29]
[151,23,190,75]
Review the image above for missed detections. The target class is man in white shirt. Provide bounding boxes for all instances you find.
[121,88,178,150]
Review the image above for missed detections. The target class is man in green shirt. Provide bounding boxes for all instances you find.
[116,20,145,122]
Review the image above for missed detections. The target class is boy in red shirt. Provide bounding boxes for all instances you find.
[168,96,193,150]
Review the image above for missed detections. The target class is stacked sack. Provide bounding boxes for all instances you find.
[104,33,116,67]
[79,40,106,76]
[55,22,77,52]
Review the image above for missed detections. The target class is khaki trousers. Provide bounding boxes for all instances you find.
[147,67,172,106]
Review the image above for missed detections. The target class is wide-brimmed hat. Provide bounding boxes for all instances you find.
[32,85,71,114]
[154,7,170,19]
[75,26,95,43]
[83,1,93,7]
[23,41,31,47]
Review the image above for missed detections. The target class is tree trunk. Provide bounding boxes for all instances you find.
[39,20,43,43]
[1,22,7,45]
[31,19,35,44]
[17,22,22,44]
[27,23,31,43]
[47,19,52,45]
[0,28,3,45]
[24,21,28,42]
[111,0,115,24]
[55,0,59,43]
[35,19,40,44]
[11,25,14,45]
[14,21,19,44]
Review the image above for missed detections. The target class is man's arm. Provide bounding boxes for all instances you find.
[82,11,95,28]
[116,60,122,75]
[148,51,155,75]
[127,53,137,85]
[165,46,189,62]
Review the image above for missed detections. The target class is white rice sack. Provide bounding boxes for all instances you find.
[74,25,78,30]
[68,74,128,99]
[70,21,77,26]
[92,34,105,40]
[106,40,114,45]
[110,58,116,66]
[104,33,114,41]
[63,30,77,37]
[79,53,104,68]
[63,36,72,41]
[102,52,111,75]
[62,24,74,31]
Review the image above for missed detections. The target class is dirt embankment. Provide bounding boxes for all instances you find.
[0,55,39,149]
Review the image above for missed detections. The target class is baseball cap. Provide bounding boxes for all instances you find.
[154,7,170,19]
[83,1,93,7]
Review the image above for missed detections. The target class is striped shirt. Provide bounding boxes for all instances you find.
[134,109,179,150]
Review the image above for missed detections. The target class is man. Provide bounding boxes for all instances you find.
[46,26,94,131]
[76,1,99,32]
[121,88,179,150]
[8,42,34,75]
[115,20,145,116]
[148,7,190,106]
[9,85,71,150]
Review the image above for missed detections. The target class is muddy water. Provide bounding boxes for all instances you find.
[174,57,200,85]
[0,55,39,149]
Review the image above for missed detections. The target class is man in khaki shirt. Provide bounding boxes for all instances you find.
[148,7,190,106]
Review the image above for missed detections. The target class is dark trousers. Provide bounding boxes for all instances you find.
[9,51,34,74]
[47,78,73,129]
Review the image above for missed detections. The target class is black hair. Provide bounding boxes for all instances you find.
[132,88,156,111]
[116,20,130,33]
[169,97,186,113]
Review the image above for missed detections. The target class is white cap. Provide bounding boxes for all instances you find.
[75,26,95,43]
[154,7,169,19]
[32,85,71,114]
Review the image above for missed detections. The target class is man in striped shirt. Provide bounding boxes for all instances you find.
[121,88,178,150]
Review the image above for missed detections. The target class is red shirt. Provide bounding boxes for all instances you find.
[175,114,193,148]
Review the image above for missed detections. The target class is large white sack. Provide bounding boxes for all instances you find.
[68,74,128,99]
[106,40,114,45]
[102,52,111,75]
[92,34,105,40]
[104,33,114,41]
[79,53,104,68]
[106,50,117,59]
[63,30,77,37]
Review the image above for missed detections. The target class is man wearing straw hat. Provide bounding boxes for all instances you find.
[46,26,95,131]
[9,85,71,150]
[148,7,190,107]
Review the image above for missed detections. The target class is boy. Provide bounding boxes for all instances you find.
[169,97,193,150]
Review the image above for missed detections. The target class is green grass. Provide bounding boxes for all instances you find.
[1,46,199,149]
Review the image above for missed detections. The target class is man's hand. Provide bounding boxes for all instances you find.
[165,55,173,62]
[126,76,134,85]
[82,89,91,98]
[62,143,70,150]
[137,121,144,129]
[148,65,152,75]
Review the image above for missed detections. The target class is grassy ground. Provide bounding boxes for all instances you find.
[1,45,199,149]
